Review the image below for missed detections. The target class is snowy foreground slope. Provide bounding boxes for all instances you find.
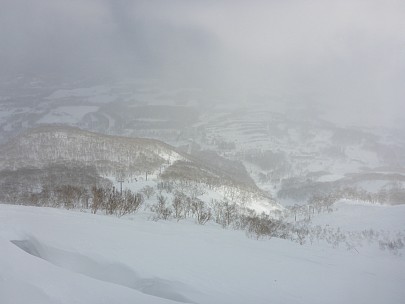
[1,204,404,304]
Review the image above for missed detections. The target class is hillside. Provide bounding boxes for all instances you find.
[0,125,183,173]
[1,78,404,207]
[2,78,404,207]
[0,126,278,212]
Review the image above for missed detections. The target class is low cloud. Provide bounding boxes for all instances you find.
[1,0,404,127]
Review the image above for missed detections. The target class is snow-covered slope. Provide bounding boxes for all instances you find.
[193,104,405,203]
[0,125,183,173]
[0,204,404,304]
[0,126,279,213]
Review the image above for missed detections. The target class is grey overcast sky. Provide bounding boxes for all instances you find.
[1,0,404,128]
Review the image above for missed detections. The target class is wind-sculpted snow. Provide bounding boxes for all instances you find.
[1,204,404,304]
[0,238,178,304]
[11,238,196,303]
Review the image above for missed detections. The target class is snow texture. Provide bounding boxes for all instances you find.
[0,203,404,304]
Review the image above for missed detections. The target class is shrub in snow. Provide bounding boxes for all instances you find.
[172,192,187,221]
[191,199,212,225]
[141,185,155,199]
[379,238,404,255]
[151,194,172,220]
[211,199,239,228]
[115,190,144,217]
[90,186,143,217]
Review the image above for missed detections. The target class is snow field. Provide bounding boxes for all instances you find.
[0,203,404,304]
[310,199,405,232]
[38,106,99,124]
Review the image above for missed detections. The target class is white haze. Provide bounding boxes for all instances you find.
[1,0,404,128]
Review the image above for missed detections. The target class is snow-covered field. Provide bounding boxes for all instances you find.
[38,106,99,124]
[1,203,404,304]
[310,200,405,232]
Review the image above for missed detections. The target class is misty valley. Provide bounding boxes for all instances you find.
[1,77,404,304]
[1,1,405,303]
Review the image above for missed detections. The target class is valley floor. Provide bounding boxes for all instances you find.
[0,203,404,304]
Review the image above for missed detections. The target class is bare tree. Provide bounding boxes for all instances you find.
[91,186,106,214]
[172,193,185,221]
[191,199,211,225]
[151,194,172,220]
[105,188,122,215]
[214,199,238,228]
[141,185,156,199]
[116,190,144,217]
